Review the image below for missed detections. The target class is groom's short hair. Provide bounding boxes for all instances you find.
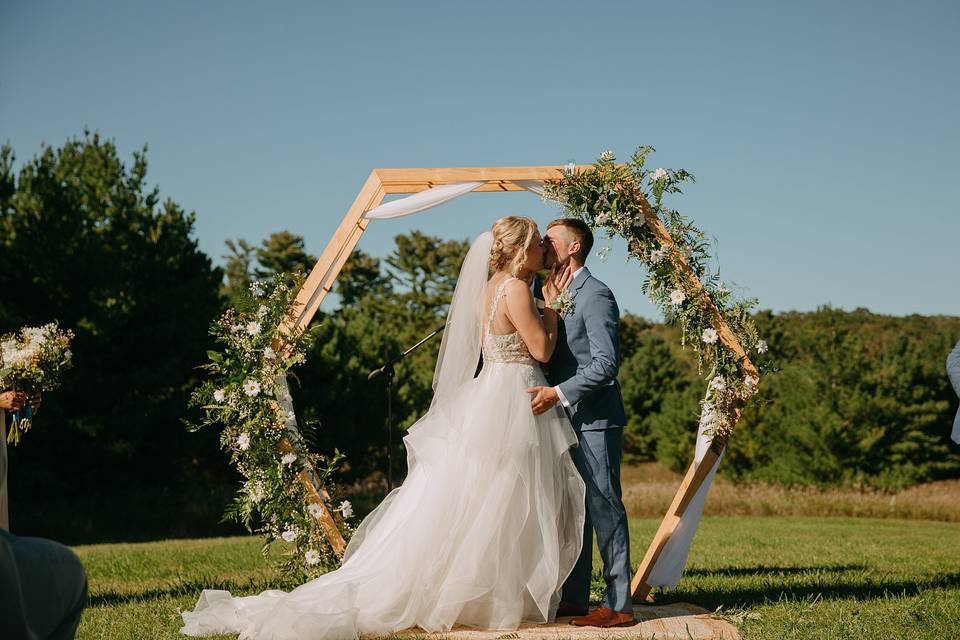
[547,218,594,263]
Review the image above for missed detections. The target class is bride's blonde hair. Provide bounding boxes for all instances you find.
[489,216,537,277]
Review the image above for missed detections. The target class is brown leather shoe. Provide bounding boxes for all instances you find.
[556,601,589,618]
[570,606,635,627]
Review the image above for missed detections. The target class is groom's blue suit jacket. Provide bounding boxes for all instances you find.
[535,267,627,432]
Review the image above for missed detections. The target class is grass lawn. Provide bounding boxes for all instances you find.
[73,516,960,640]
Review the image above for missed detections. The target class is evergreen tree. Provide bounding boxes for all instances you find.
[0,132,225,539]
[221,238,254,304]
[255,230,317,281]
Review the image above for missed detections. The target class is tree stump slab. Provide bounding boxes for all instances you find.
[386,603,740,639]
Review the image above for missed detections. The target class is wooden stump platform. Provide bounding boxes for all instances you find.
[387,603,740,639]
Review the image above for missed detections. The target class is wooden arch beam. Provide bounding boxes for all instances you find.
[271,166,756,598]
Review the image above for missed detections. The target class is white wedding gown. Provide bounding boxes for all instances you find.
[181,276,586,640]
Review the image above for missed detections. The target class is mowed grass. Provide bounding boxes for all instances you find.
[73,516,960,640]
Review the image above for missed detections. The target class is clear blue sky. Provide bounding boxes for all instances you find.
[3,1,957,318]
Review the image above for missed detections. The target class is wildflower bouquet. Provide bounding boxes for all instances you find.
[0,322,74,444]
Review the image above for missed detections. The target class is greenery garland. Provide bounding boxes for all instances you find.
[543,147,773,440]
[188,275,354,578]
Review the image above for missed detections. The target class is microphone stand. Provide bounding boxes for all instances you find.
[367,322,447,493]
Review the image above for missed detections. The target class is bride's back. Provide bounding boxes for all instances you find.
[483,275,522,336]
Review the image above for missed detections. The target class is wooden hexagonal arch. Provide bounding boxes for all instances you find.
[273,166,757,603]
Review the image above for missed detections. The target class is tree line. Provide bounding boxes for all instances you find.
[2,133,958,542]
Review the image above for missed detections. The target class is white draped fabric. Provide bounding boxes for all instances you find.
[513,180,548,197]
[363,181,485,220]
[358,178,717,590]
[646,408,722,589]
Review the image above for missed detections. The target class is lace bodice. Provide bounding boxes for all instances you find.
[482,277,536,365]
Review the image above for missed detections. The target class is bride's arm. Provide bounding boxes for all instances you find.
[503,279,560,363]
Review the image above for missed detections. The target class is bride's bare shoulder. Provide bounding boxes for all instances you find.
[502,277,533,302]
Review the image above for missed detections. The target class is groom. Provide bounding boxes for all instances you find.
[529,218,633,628]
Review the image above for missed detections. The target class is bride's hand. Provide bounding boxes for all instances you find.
[542,262,574,308]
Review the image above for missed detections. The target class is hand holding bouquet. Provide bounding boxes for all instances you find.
[0,322,74,445]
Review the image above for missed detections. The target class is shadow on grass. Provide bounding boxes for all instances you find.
[89,575,295,608]
[90,564,960,617]
[657,569,960,609]
[684,563,867,577]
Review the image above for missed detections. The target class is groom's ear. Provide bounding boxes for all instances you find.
[568,239,581,260]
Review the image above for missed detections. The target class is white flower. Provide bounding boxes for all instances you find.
[246,321,262,336]
[281,452,297,466]
[64,349,73,362]
[307,503,324,519]
[248,481,265,503]
[304,550,321,566]
[263,346,276,360]
[230,323,243,333]
[670,289,686,306]
[599,149,615,161]
[650,167,668,182]
[281,529,298,543]
[338,500,353,519]
[237,433,251,451]
[716,282,729,295]
[250,281,266,297]
[756,340,768,354]
[243,379,261,397]
[256,305,269,318]
[709,375,727,391]
[702,327,719,344]
[649,247,668,265]
[286,410,296,422]
[564,162,576,176]
[213,389,226,403]
[745,375,758,389]
[595,212,610,225]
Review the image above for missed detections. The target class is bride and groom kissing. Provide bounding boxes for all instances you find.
[182,216,634,639]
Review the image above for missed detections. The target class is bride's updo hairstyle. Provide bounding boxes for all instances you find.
[489,215,537,277]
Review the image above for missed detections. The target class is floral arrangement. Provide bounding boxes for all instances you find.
[0,322,74,445]
[187,274,353,577]
[544,147,773,439]
[550,290,576,316]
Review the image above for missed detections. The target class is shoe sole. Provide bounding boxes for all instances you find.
[570,619,636,628]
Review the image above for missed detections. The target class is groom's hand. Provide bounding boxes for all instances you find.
[527,386,560,415]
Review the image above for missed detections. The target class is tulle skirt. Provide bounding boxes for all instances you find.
[181,361,586,640]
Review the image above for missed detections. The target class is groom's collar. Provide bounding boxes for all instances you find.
[571,265,590,292]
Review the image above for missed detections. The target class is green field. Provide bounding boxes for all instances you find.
[73,516,960,640]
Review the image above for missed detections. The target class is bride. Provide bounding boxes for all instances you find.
[181,216,586,640]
